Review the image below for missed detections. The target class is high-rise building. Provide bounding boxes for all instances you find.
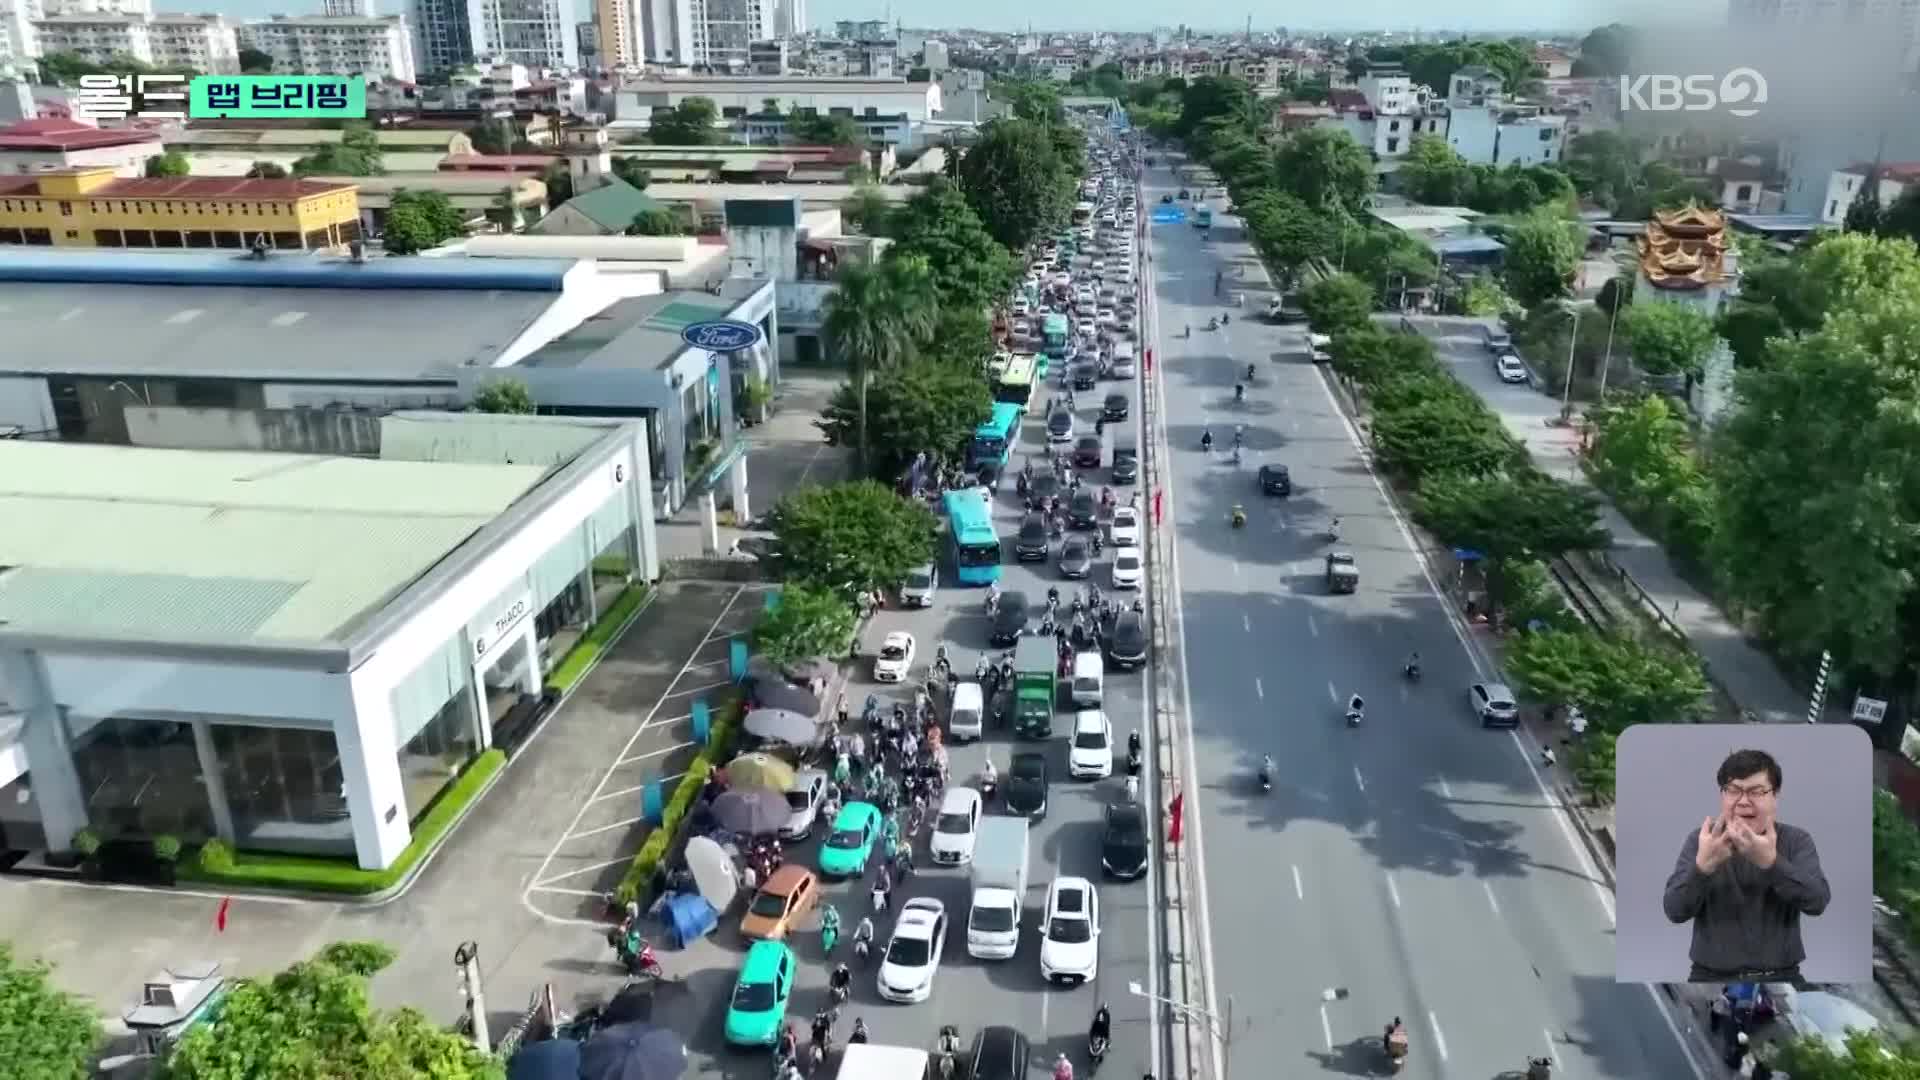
[33,11,239,73]
[239,14,416,82]
[409,0,576,74]
[322,0,375,15]
[637,0,686,63]
[592,0,638,67]
[771,0,801,37]
[0,0,43,71]
[407,0,473,71]
[687,0,771,69]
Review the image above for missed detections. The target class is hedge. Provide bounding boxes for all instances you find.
[547,585,649,693]
[181,749,507,894]
[611,696,745,906]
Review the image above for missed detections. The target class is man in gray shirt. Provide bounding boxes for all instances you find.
[1663,748,1831,981]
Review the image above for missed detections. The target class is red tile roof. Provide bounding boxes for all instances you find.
[0,117,160,151]
[0,173,355,200]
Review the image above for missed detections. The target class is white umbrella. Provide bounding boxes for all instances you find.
[682,835,737,910]
[744,707,816,745]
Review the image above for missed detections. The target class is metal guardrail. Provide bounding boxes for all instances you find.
[1549,556,1615,628]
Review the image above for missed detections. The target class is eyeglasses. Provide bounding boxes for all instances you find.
[1721,784,1775,800]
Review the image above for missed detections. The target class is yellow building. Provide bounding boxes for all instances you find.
[0,168,361,251]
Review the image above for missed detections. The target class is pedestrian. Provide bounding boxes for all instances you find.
[1168,786,1185,846]
[1125,774,1140,804]
[1153,488,1164,525]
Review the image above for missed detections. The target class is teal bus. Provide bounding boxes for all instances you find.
[995,355,1038,407]
[943,488,1003,585]
[1194,206,1213,229]
[1041,314,1071,361]
[968,402,1022,470]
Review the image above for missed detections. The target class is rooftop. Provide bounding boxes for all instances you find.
[643,181,912,206]
[163,128,466,149]
[0,248,576,290]
[0,117,160,151]
[0,173,354,201]
[521,279,762,371]
[0,441,550,644]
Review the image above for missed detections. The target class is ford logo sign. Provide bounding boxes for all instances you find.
[680,320,763,352]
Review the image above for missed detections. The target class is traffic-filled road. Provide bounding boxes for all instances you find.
[1141,161,1704,1080]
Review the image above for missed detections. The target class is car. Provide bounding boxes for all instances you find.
[900,563,937,607]
[1267,293,1308,323]
[1471,682,1521,728]
[1026,472,1061,507]
[1015,514,1050,561]
[1482,324,1514,353]
[1105,608,1148,669]
[1496,353,1529,383]
[1068,490,1099,529]
[929,787,983,866]
[1103,393,1129,421]
[877,897,949,1003]
[1047,409,1075,444]
[1072,361,1100,390]
[1090,258,1105,275]
[740,864,820,940]
[1068,709,1114,779]
[817,801,884,877]
[1058,536,1093,579]
[1258,463,1292,496]
[1101,802,1149,879]
[1310,344,1333,364]
[1111,546,1143,589]
[780,768,828,840]
[1308,331,1332,351]
[1109,505,1141,547]
[1006,751,1049,818]
[1039,877,1102,985]
[1111,446,1139,484]
[1011,297,1031,318]
[874,631,915,682]
[1073,434,1104,469]
[1096,308,1117,329]
[970,1027,1032,1080]
[990,592,1030,645]
[723,939,796,1045]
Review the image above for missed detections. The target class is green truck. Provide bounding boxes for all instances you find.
[1012,636,1058,740]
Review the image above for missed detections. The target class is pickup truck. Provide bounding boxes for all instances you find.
[1012,636,1057,739]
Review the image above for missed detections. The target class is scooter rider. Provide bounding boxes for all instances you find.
[1259,754,1274,785]
[852,915,875,953]
[982,757,999,795]
[1405,652,1421,678]
[1235,382,1245,403]
[1200,428,1214,452]
[1089,1003,1113,1054]
[811,1010,833,1050]
[1384,1017,1409,1058]
[829,962,852,1000]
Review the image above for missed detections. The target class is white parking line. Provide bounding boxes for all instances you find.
[1484,882,1502,915]
[685,657,730,671]
[1353,766,1366,794]
[534,855,636,887]
[1326,680,1338,704]
[526,885,605,899]
[665,679,734,698]
[1291,864,1303,900]
[592,782,647,804]
[1543,1030,1562,1069]
[617,739,693,766]
[1385,873,1401,909]
[1242,613,1251,633]
[1428,1012,1449,1061]
[568,816,646,841]
[1254,677,1264,699]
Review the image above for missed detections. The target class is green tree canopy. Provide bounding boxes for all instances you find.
[1240,190,1334,285]
[1271,127,1375,214]
[648,97,722,145]
[821,259,939,471]
[1571,24,1638,77]
[1499,212,1581,307]
[790,112,864,147]
[752,583,858,665]
[237,46,273,73]
[1621,299,1719,377]
[1341,225,1441,301]
[817,358,993,480]
[161,941,503,1080]
[1414,470,1609,563]
[887,177,1019,315]
[0,944,100,1079]
[839,186,894,236]
[1300,272,1375,336]
[1398,136,1476,206]
[1771,1030,1920,1079]
[1368,396,1521,482]
[381,188,465,254]
[955,117,1074,250]
[765,481,939,599]
[1505,627,1710,732]
[145,151,190,177]
[1586,392,1715,565]
[627,207,689,236]
[1175,75,1256,138]
[471,378,535,414]
[36,49,197,84]
[245,160,289,179]
[610,157,651,190]
[293,122,384,177]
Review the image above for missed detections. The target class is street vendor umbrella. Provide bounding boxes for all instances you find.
[710,787,790,835]
[507,1039,581,1080]
[683,834,738,910]
[744,707,815,746]
[579,1022,687,1080]
[751,679,819,717]
[727,752,795,794]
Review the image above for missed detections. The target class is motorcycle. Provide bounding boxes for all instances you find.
[1403,662,1421,683]
[1088,1035,1109,1073]
[1526,1058,1552,1080]
[1231,504,1246,528]
[1200,433,1214,453]
[1258,759,1273,792]
[853,937,871,964]
[1346,697,1365,728]
[611,935,665,980]
[1207,317,1218,331]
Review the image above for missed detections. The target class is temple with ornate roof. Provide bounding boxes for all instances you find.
[1637,205,1730,291]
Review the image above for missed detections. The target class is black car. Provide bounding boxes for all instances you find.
[1073,434,1103,469]
[1047,409,1074,443]
[1101,802,1149,879]
[1015,514,1049,561]
[1059,536,1093,578]
[971,1026,1031,1080]
[1026,473,1061,507]
[1006,751,1049,818]
[990,592,1030,645]
[1111,446,1139,484]
[1259,463,1292,496]
[1159,193,1173,204]
[1072,362,1099,390]
[1102,393,1129,421]
[1068,490,1099,529]
[1105,608,1148,669]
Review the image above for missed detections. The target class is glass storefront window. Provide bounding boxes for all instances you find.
[395,690,477,825]
[67,715,213,840]
[210,725,352,857]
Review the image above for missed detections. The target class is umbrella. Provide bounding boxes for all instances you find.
[727,752,796,794]
[579,1022,687,1080]
[711,788,790,835]
[752,679,819,717]
[683,835,737,910]
[782,656,837,683]
[507,1039,582,1080]
[1786,990,1880,1052]
[600,982,653,1026]
[744,707,816,745]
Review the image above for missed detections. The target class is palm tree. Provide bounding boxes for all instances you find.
[822,258,940,474]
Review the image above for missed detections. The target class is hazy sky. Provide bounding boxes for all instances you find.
[203,0,1722,33]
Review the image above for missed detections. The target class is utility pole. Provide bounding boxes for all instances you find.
[1808,650,1833,724]
[454,941,491,1054]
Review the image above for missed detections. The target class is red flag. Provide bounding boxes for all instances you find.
[215,897,231,933]
[1168,791,1185,846]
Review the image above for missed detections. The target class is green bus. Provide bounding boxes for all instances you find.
[995,355,1038,407]
[968,402,1023,470]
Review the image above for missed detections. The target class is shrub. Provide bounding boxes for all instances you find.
[72,828,102,858]
[611,698,745,906]
[196,837,236,873]
[153,834,183,863]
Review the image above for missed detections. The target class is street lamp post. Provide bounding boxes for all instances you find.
[453,941,491,1054]
[1596,296,1622,401]
[1561,304,1583,415]
[1130,980,1236,1080]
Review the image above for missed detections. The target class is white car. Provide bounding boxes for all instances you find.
[874,631,916,683]
[1097,308,1117,328]
[1109,505,1141,547]
[1111,546,1143,590]
[1308,332,1332,351]
[1068,710,1113,779]
[1039,877,1101,985]
[781,768,828,840]
[1090,258,1105,275]
[929,787,983,865]
[1470,682,1520,728]
[878,897,948,1003]
[1496,353,1529,384]
[900,563,937,608]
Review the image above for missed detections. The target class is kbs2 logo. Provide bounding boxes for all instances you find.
[1618,68,1769,118]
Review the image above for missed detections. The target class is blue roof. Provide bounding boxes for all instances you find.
[1426,235,1507,256]
[0,249,575,291]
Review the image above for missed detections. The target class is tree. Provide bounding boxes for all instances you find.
[1001,79,1065,125]
[1500,213,1580,307]
[1300,272,1375,336]
[1771,1030,1920,1079]
[1460,276,1515,317]
[1846,170,1886,234]
[245,160,289,179]
[1176,75,1255,138]
[1368,396,1521,482]
[918,305,995,370]
[627,207,688,236]
[1398,135,1475,206]
[540,161,574,210]
[1505,627,1710,732]
[35,50,197,85]
[1240,191,1334,285]
[648,97,721,145]
[472,379,535,414]
[145,151,190,177]
[752,583,858,665]
[1586,392,1714,564]
[1272,128,1375,214]
[955,117,1073,250]
[1571,24,1637,77]
[292,122,383,177]
[466,120,513,155]
[791,113,864,147]
[1884,187,1920,247]
[821,260,938,472]
[1414,470,1609,567]
[886,178,1018,315]
[1620,300,1718,378]
[610,157,651,190]
[381,189,465,254]
[839,186,894,236]
[162,941,503,1080]
[0,944,100,1079]
[817,358,993,480]
[765,481,938,600]
[237,46,273,73]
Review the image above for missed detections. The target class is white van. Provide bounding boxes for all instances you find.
[1071,650,1105,707]
[949,681,984,742]
[1109,340,1137,378]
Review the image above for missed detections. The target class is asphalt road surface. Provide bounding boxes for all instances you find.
[1141,166,1703,1080]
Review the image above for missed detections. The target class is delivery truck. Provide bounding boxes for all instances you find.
[967,817,1031,960]
[1012,635,1057,740]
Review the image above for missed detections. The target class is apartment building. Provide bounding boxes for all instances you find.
[239,15,417,82]
[1820,161,1920,224]
[686,0,772,69]
[0,168,360,250]
[407,0,575,73]
[32,11,239,73]
[615,75,941,146]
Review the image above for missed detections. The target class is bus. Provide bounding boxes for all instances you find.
[1072,201,1095,225]
[1041,314,1071,361]
[968,402,1023,470]
[995,355,1038,407]
[1194,206,1213,229]
[943,488,1003,585]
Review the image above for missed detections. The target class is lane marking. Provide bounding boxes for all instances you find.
[1292,864,1304,900]
[664,679,735,698]
[1544,1030,1562,1069]
[1385,873,1401,909]
[1254,677,1264,700]
[525,885,606,899]
[1438,777,1453,799]
[1242,613,1252,633]
[566,815,645,841]
[1428,1011,1450,1061]
[616,739,693,766]
[1353,766,1366,794]
[1484,881,1502,916]
[1232,559,1242,578]
[1306,614,1318,638]
[1320,1005,1334,1051]
[534,855,638,887]
[1326,680,1338,704]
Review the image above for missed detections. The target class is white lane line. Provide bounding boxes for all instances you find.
[1292,864,1304,900]
[525,885,606,899]
[1438,777,1453,799]
[1232,559,1242,578]
[665,679,734,697]
[1254,677,1264,700]
[591,782,647,804]
[1428,1012,1450,1061]
[1242,613,1252,633]
[1306,613,1319,638]
[1320,1005,1334,1050]
[1385,873,1401,909]
[684,657,730,671]
[1326,680,1338,704]
[1543,1030,1562,1069]
[1353,766,1366,794]
[1484,881,1502,915]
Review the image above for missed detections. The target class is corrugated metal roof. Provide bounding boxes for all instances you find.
[0,247,576,290]
[378,414,604,467]
[0,442,547,643]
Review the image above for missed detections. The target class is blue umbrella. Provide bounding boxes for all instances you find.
[579,1022,687,1080]
[507,1039,581,1080]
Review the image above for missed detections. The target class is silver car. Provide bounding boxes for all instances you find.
[782,768,829,839]
[1470,682,1520,728]
[900,563,937,608]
